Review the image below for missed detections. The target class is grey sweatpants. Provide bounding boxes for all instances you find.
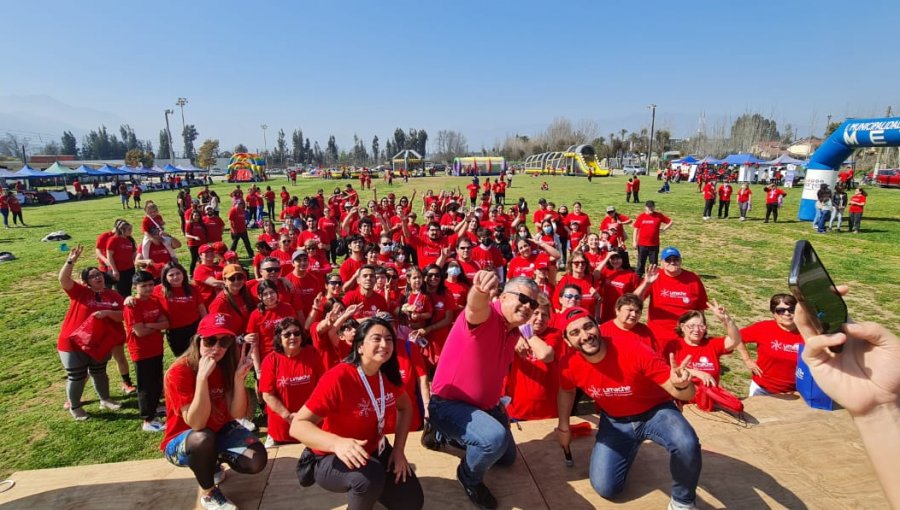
[58,350,111,409]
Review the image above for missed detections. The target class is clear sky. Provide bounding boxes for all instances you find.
[2,0,898,155]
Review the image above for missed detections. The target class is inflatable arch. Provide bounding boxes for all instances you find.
[228,153,266,182]
[799,116,900,220]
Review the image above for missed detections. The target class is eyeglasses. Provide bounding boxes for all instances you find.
[201,336,234,348]
[683,323,707,330]
[571,260,586,266]
[282,330,303,338]
[506,291,539,310]
[226,274,245,282]
[664,257,682,264]
[381,243,392,247]
[327,281,342,286]
[458,246,472,251]
[262,267,280,273]
[562,293,582,300]
[774,307,796,315]
[426,273,441,278]
[280,240,291,244]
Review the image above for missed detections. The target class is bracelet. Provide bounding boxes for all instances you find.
[66,260,74,265]
[673,384,691,391]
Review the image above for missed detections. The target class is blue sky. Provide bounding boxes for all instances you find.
[2,0,898,155]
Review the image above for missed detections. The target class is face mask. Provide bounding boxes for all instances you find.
[543,226,553,234]
[380,244,392,254]
[447,266,461,277]
[480,239,492,247]
[396,254,406,263]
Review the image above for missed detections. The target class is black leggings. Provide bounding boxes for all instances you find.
[114,268,136,297]
[189,245,201,274]
[267,201,276,221]
[718,200,730,218]
[135,355,163,421]
[636,245,659,278]
[230,232,254,258]
[11,210,24,225]
[185,429,268,490]
[314,441,424,510]
[765,203,779,222]
[167,321,198,357]
[703,199,715,218]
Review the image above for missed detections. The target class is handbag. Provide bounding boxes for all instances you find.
[694,383,744,415]
[69,316,122,362]
[295,447,320,487]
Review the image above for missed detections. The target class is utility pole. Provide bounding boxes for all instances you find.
[164,109,176,165]
[176,97,188,157]
[261,124,268,166]
[647,104,657,172]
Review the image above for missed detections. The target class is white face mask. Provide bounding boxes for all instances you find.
[396,254,406,263]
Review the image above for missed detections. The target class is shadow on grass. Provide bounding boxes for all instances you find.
[867,216,900,223]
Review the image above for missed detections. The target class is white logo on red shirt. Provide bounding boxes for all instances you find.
[692,356,714,370]
[660,289,690,304]
[601,385,633,398]
[277,374,311,388]
[356,392,396,418]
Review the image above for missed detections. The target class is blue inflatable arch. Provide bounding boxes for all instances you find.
[799,116,900,220]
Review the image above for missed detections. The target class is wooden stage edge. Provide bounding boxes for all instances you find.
[0,395,886,509]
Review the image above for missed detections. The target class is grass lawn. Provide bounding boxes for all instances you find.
[0,173,897,478]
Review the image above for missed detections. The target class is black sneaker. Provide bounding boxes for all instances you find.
[421,421,440,451]
[457,463,497,509]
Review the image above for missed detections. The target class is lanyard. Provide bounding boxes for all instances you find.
[357,366,385,436]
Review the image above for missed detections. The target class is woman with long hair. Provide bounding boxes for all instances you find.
[554,250,600,319]
[208,264,258,334]
[419,264,457,369]
[57,245,124,420]
[161,312,267,510]
[290,317,424,510]
[106,219,137,297]
[401,267,432,331]
[259,317,324,446]
[156,262,207,357]
[137,227,181,281]
[245,279,296,376]
[185,210,208,274]
[598,247,646,323]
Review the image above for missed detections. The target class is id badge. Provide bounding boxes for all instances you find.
[377,436,386,456]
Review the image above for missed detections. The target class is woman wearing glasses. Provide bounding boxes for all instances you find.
[291,317,424,510]
[736,294,805,397]
[662,302,742,391]
[161,312,266,510]
[554,251,601,320]
[208,264,258,334]
[259,317,324,447]
[246,280,297,376]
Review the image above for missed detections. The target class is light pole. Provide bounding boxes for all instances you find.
[260,124,268,166]
[176,97,188,157]
[647,104,657,172]
[164,109,176,165]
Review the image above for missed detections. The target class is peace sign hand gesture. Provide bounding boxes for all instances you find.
[669,353,693,389]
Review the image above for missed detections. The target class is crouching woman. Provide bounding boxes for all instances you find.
[161,312,268,510]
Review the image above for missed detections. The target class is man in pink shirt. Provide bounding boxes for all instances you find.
[428,273,549,509]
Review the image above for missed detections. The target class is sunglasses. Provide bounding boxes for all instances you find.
[458,246,472,250]
[226,274,245,282]
[572,260,586,265]
[506,291,539,310]
[562,293,582,300]
[328,281,342,286]
[282,330,303,338]
[774,307,796,315]
[426,273,441,278]
[665,257,682,263]
[262,267,280,273]
[201,336,234,348]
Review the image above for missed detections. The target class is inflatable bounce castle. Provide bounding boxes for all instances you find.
[227,153,266,182]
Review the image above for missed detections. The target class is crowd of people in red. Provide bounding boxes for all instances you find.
[53,173,871,510]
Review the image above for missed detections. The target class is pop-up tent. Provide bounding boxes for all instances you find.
[14,165,46,179]
[672,155,700,164]
[723,154,764,166]
[176,163,205,173]
[162,163,181,173]
[762,154,808,166]
[47,161,86,176]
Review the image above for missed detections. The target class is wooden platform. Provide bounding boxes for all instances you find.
[0,396,885,509]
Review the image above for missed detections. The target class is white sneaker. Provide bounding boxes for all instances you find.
[99,399,122,411]
[668,498,698,510]
[200,487,237,510]
[142,420,164,433]
[213,464,227,485]
[264,435,276,448]
[70,407,89,421]
[237,418,256,431]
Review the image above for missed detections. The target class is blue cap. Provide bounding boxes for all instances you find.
[661,247,681,261]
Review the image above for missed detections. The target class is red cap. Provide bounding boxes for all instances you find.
[213,242,227,254]
[223,251,239,262]
[561,307,593,333]
[197,312,239,338]
[198,244,213,254]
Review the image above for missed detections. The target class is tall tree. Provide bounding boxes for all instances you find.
[158,130,171,159]
[275,129,287,165]
[326,135,339,163]
[61,131,77,155]
[304,138,311,164]
[197,139,220,169]
[393,128,406,155]
[416,129,428,156]
[731,113,779,150]
[371,135,379,164]
[292,129,304,164]
[234,143,248,153]
[119,125,139,151]
[182,124,199,161]
[125,149,144,167]
[41,141,62,155]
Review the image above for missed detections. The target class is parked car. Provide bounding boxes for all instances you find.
[622,165,647,175]
[868,168,900,188]
[209,167,227,176]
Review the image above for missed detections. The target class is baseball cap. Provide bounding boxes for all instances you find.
[606,206,616,213]
[292,249,309,260]
[198,244,213,254]
[222,263,244,279]
[212,242,227,254]
[661,247,682,261]
[223,251,239,263]
[197,312,239,338]
[562,307,594,334]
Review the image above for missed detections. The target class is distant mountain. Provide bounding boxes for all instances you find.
[0,94,126,142]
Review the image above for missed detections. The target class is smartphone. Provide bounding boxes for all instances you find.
[788,240,848,351]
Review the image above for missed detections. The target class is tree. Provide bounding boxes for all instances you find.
[731,113,780,150]
[292,129,304,164]
[393,128,406,155]
[274,129,287,165]
[141,150,154,168]
[371,135,379,164]
[158,130,172,159]
[197,139,220,169]
[824,122,841,138]
[182,124,199,161]
[234,143,248,153]
[125,149,144,167]
[120,125,139,151]
[415,129,428,156]
[41,141,62,155]
[61,131,77,155]
[326,135,339,163]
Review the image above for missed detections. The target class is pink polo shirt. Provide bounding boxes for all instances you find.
[431,301,519,410]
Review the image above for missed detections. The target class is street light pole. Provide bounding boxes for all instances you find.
[261,124,268,166]
[647,104,657,172]
[176,97,188,158]
[164,109,176,166]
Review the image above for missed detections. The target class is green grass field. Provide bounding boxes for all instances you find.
[1,174,897,478]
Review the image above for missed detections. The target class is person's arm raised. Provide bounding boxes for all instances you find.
[465,270,499,326]
[59,244,84,291]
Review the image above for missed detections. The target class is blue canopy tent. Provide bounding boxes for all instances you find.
[175,163,204,173]
[14,165,46,179]
[162,163,182,173]
[118,165,143,175]
[697,156,724,165]
[96,164,129,176]
[672,155,700,164]
[0,168,18,179]
[82,165,113,176]
[723,154,764,166]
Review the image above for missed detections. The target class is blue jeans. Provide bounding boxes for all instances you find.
[590,403,701,505]
[815,210,831,232]
[428,396,516,486]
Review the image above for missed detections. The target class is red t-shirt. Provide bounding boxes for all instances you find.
[311,321,351,369]
[737,188,752,203]
[633,212,671,247]
[304,362,404,455]
[765,188,787,204]
[741,320,804,394]
[471,244,506,273]
[208,291,257,333]
[152,284,202,329]
[317,216,338,244]
[264,190,276,204]
[564,212,591,246]
[598,268,642,323]
[106,235,136,271]
[506,328,563,420]
[391,338,428,433]
[185,222,208,247]
[703,183,715,200]
[554,273,600,318]
[600,319,658,353]
[142,214,165,234]
[285,271,325,316]
[407,234,447,269]
[161,360,232,450]
[339,257,364,285]
[342,290,389,319]
[466,183,479,198]
[443,280,469,311]
[559,334,672,418]
[246,302,296,361]
[647,270,708,346]
[229,207,248,234]
[58,283,124,351]
[259,348,324,443]
[192,263,223,307]
[848,194,866,213]
[124,296,166,361]
[203,216,225,243]
[600,214,630,247]
[95,231,115,271]
[717,185,733,201]
[662,336,730,385]
[507,253,550,280]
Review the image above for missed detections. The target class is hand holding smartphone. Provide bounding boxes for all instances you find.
[788,240,848,352]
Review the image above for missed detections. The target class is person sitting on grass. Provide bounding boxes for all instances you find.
[161,312,267,510]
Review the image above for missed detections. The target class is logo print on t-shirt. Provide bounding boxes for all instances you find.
[693,356,714,370]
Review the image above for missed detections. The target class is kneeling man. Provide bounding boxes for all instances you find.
[556,296,702,510]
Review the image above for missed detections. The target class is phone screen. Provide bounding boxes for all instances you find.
[788,240,848,336]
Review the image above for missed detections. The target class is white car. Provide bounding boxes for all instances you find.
[622,165,647,175]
